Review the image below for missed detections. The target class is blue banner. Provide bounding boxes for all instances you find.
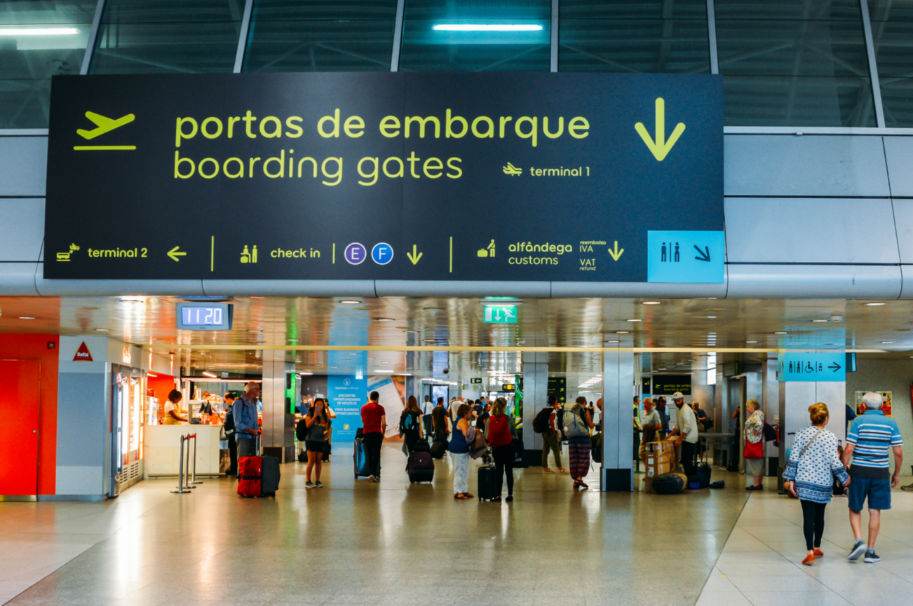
[327,372,366,442]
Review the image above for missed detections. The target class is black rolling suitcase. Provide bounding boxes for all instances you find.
[430,439,447,460]
[477,464,499,501]
[406,451,434,483]
[260,456,280,496]
[354,432,371,478]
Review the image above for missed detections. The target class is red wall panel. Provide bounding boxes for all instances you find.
[0,335,59,495]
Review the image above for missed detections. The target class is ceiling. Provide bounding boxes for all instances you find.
[1,294,911,383]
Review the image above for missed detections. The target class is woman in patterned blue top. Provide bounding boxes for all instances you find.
[783,402,850,566]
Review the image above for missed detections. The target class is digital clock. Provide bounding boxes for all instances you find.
[176,303,233,331]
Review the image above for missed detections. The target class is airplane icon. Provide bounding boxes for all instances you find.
[502,162,523,176]
[76,111,135,140]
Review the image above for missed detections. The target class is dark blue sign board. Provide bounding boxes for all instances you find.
[44,72,723,281]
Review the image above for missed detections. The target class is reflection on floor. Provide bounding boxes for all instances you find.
[2,442,907,605]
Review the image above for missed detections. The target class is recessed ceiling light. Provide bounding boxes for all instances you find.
[201,371,217,378]
[299,371,313,376]
[830,315,843,322]
[433,23,544,32]
[705,315,717,319]
[374,317,394,322]
[373,369,394,374]
[626,318,642,323]
[95,327,109,332]
[118,297,144,303]
[774,331,788,335]
[746,340,759,344]
[865,302,886,307]
[812,319,828,323]
[881,340,895,344]
[615,330,629,335]
[339,299,361,305]
[18,316,36,320]
[642,301,661,305]
[605,339,619,344]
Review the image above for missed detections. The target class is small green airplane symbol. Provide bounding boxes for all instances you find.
[77,111,135,140]
[502,162,522,176]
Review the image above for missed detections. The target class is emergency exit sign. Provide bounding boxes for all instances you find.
[483,304,517,324]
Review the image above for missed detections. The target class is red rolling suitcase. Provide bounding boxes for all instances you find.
[237,456,262,497]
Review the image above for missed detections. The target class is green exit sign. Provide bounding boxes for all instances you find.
[483,304,517,324]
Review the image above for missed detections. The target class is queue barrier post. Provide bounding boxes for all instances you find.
[182,433,196,491]
[190,433,203,485]
[171,434,192,495]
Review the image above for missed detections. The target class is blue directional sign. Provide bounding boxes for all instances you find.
[778,353,846,382]
[647,230,725,283]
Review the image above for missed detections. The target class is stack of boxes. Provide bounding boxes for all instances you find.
[643,437,678,492]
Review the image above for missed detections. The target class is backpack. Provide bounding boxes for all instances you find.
[590,432,603,463]
[564,407,588,438]
[533,408,553,434]
[763,422,778,443]
[487,415,512,447]
[399,411,416,435]
[295,419,307,442]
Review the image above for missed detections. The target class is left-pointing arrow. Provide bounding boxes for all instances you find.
[167,245,186,262]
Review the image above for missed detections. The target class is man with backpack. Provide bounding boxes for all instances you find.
[534,395,567,473]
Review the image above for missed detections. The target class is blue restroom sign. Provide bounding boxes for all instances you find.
[647,230,725,283]
[778,353,845,382]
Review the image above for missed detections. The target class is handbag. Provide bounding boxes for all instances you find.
[743,439,764,459]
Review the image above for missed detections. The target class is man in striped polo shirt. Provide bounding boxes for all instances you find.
[843,392,903,564]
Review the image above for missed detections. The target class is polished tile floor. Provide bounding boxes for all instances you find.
[1,443,909,606]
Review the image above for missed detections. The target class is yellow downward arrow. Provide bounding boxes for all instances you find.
[634,98,685,162]
[407,244,423,265]
[608,241,624,261]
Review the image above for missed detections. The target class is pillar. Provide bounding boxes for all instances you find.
[602,346,634,491]
[521,352,548,461]
[261,350,295,462]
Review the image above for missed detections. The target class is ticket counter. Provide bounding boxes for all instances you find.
[144,424,223,477]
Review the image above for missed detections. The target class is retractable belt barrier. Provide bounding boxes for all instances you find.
[171,433,199,495]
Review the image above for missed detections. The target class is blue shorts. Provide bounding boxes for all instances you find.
[848,476,891,511]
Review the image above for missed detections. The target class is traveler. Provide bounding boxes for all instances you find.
[484,397,516,502]
[670,392,698,476]
[163,389,187,424]
[449,403,475,500]
[400,395,423,454]
[783,402,849,566]
[303,397,331,488]
[431,396,450,439]
[541,396,566,473]
[844,392,904,564]
[743,399,765,490]
[639,398,662,459]
[421,394,434,435]
[233,382,261,458]
[655,396,670,433]
[361,391,386,482]
[222,392,237,476]
[566,396,594,490]
[693,401,712,431]
[475,400,491,430]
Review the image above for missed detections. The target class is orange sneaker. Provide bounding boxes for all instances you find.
[813,548,824,557]
[543,467,553,473]
[557,467,569,473]
[802,553,815,566]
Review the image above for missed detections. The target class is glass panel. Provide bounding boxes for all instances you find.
[244,0,397,72]
[399,0,550,72]
[869,0,913,126]
[559,0,710,73]
[0,1,95,128]
[715,0,875,126]
[90,0,244,74]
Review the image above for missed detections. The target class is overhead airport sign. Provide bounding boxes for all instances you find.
[44,72,723,280]
[778,353,846,382]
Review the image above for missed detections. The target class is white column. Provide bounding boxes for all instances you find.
[261,350,295,462]
[602,346,634,491]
